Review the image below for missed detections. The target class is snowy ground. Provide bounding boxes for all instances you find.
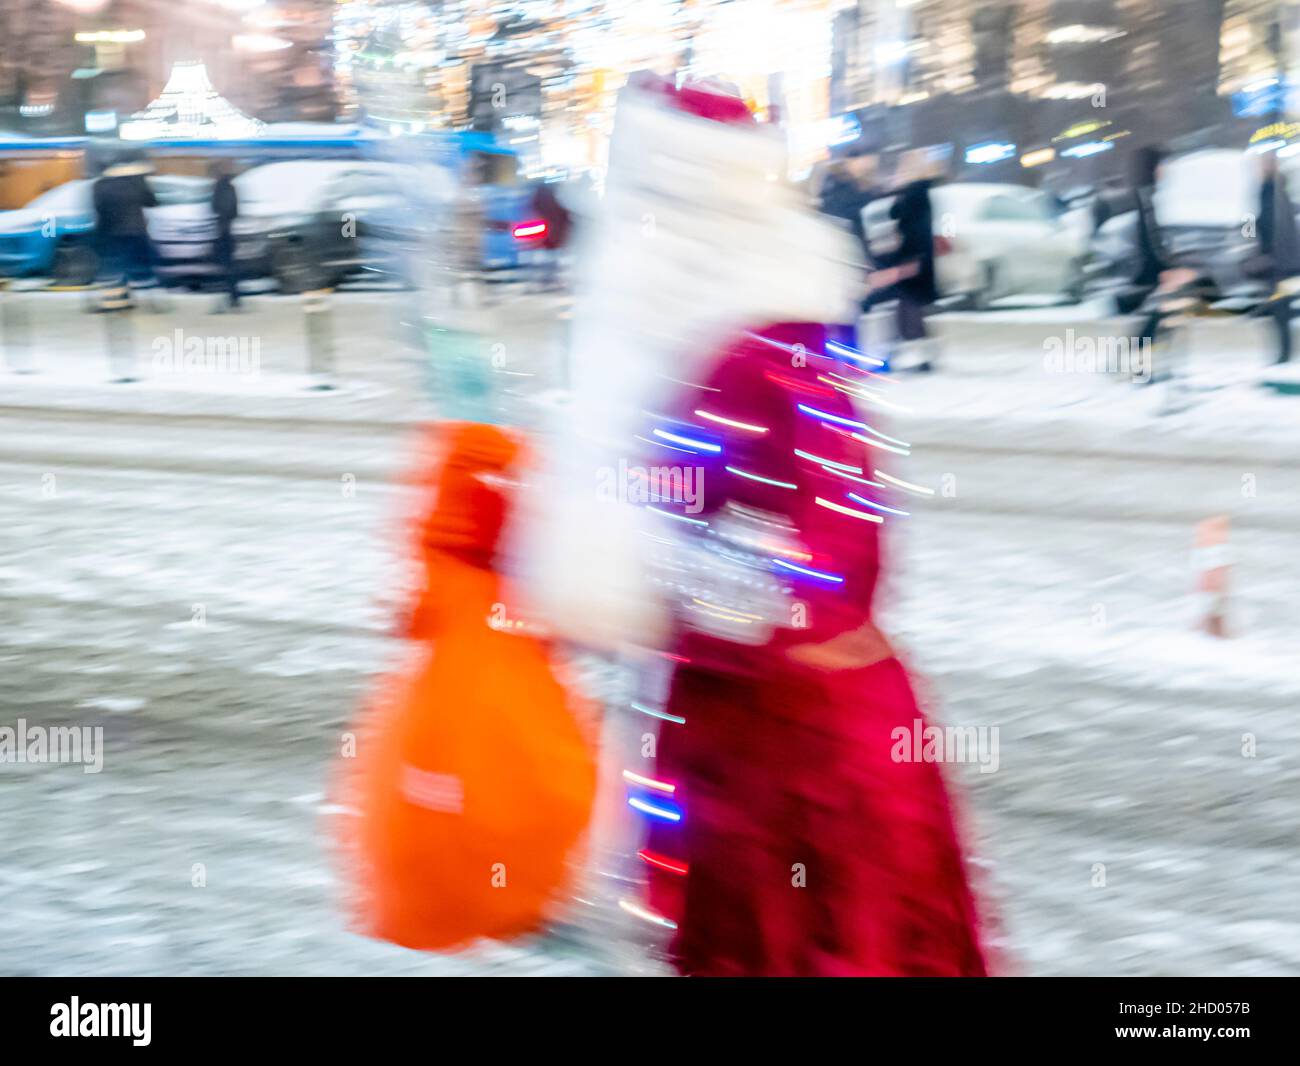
[1,291,1297,975]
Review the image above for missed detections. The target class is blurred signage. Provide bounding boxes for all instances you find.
[469,62,542,135]
[826,113,862,147]
[1053,119,1111,142]
[85,110,118,133]
[1060,140,1114,159]
[74,29,145,44]
[1250,121,1300,145]
[1020,147,1055,168]
[965,141,1016,165]
[1233,79,1284,117]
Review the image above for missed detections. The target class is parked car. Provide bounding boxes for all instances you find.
[0,174,210,285]
[362,142,541,274]
[1089,149,1264,300]
[2,154,544,292]
[467,147,540,270]
[863,182,1088,308]
[158,155,538,292]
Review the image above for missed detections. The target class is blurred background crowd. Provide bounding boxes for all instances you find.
[2,1,1300,308]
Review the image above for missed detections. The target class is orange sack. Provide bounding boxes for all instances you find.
[338,422,596,951]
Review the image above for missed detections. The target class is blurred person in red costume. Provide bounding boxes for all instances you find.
[602,79,988,976]
[638,320,987,975]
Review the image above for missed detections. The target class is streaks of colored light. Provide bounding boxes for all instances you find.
[628,796,683,822]
[814,496,884,523]
[772,558,846,583]
[638,850,689,876]
[623,769,677,794]
[619,899,679,928]
[632,701,686,724]
[847,492,911,517]
[725,465,797,490]
[795,449,862,474]
[695,409,770,434]
[652,428,722,453]
[875,470,936,496]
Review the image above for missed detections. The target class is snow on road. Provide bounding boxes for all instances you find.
[1,300,1297,975]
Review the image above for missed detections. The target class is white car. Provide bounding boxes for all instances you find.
[863,182,1088,307]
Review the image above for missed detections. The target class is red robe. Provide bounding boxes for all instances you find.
[639,325,987,976]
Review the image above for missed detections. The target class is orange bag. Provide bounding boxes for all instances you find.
[338,422,596,951]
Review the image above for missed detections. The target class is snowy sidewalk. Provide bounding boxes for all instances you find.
[0,288,567,428]
[3,302,1296,446]
[3,295,1297,976]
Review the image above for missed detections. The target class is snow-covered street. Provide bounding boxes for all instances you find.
[1,293,1297,975]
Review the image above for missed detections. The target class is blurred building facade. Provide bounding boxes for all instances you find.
[1,0,1296,186]
[0,0,337,135]
[827,0,1283,185]
[333,0,841,177]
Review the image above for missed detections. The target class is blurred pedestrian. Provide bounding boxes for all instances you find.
[600,81,988,976]
[817,152,880,253]
[1091,176,1128,234]
[818,153,881,353]
[641,324,988,976]
[529,179,572,291]
[1248,152,1300,364]
[92,153,159,306]
[210,160,242,313]
[1122,145,1208,384]
[1124,145,1171,355]
[868,148,939,371]
[1130,146,1168,288]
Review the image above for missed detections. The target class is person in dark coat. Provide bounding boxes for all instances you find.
[867,149,939,370]
[531,181,571,251]
[1251,152,1300,363]
[818,153,880,353]
[888,175,938,327]
[1123,145,1175,371]
[817,153,880,254]
[93,157,158,291]
[210,161,241,311]
[529,180,572,290]
[1090,177,1129,235]
[1125,144,1215,382]
[1129,146,1169,291]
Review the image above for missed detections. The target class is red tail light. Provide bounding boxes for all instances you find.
[512,220,548,240]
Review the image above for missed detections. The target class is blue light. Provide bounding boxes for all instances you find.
[847,491,910,517]
[1061,140,1114,159]
[1234,80,1285,117]
[827,113,862,147]
[628,796,683,822]
[772,558,846,584]
[796,403,867,431]
[965,141,1016,165]
[827,339,886,367]
[652,428,721,454]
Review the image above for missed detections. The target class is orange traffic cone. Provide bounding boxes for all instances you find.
[1193,515,1231,638]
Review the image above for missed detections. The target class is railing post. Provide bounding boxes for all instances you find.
[303,288,336,389]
